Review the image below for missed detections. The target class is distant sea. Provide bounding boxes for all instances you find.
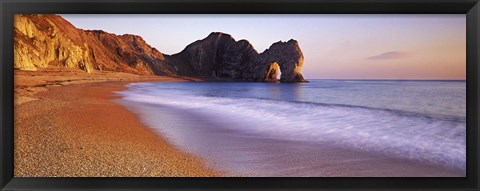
[117,80,466,176]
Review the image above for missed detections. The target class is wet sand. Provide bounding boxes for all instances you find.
[14,69,217,177]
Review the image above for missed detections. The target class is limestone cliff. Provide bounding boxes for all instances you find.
[14,14,177,75]
[14,15,307,82]
[166,32,306,82]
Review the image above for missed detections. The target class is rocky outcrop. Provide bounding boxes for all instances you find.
[259,39,306,82]
[14,15,307,82]
[166,32,306,82]
[14,14,177,75]
[14,14,94,72]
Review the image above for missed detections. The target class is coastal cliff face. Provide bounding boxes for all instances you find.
[14,14,94,72]
[167,32,306,82]
[14,14,177,75]
[259,39,305,82]
[14,14,306,82]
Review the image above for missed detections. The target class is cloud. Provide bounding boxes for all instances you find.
[367,51,414,60]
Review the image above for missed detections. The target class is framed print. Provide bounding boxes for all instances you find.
[1,0,479,190]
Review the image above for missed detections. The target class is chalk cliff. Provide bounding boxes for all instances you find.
[14,14,307,82]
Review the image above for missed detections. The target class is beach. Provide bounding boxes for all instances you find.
[14,69,465,177]
[14,69,218,177]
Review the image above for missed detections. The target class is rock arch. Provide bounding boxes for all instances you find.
[261,40,306,82]
[167,32,308,82]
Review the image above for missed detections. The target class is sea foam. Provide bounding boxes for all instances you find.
[118,81,466,172]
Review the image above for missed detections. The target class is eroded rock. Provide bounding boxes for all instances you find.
[14,15,307,82]
[167,32,307,82]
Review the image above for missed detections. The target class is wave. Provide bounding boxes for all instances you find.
[118,83,466,172]
[215,96,465,122]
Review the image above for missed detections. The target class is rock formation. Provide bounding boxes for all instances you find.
[258,39,306,82]
[14,14,307,82]
[166,32,306,82]
[14,14,178,75]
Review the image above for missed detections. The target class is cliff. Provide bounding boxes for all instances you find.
[14,14,177,75]
[166,32,306,82]
[14,14,306,82]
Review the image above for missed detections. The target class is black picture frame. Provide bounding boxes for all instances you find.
[1,0,479,190]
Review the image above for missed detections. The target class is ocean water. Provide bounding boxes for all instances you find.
[117,80,466,176]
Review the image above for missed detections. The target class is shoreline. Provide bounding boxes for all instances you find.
[14,70,218,177]
[119,97,464,177]
[14,69,464,177]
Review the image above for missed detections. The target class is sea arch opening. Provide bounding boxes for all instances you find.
[264,62,281,82]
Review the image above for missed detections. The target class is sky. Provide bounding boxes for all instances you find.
[61,14,466,80]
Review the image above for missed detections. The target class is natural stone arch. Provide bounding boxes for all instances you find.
[167,32,308,83]
[261,39,306,82]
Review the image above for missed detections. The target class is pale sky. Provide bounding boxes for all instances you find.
[61,14,466,80]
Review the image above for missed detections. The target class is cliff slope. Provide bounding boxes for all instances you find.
[14,14,306,82]
[14,14,177,75]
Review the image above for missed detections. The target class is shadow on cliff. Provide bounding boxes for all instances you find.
[14,14,308,83]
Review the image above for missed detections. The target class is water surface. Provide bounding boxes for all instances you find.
[117,80,466,176]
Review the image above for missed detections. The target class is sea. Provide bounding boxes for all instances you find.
[116,80,466,176]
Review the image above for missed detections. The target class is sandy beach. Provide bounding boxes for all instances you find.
[14,68,218,177]
[14,68,465,177]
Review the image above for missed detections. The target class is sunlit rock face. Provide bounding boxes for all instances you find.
[167,32,307,82]
[14,14,176,75]
[14,14,94,72]
[14,15,307,82]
